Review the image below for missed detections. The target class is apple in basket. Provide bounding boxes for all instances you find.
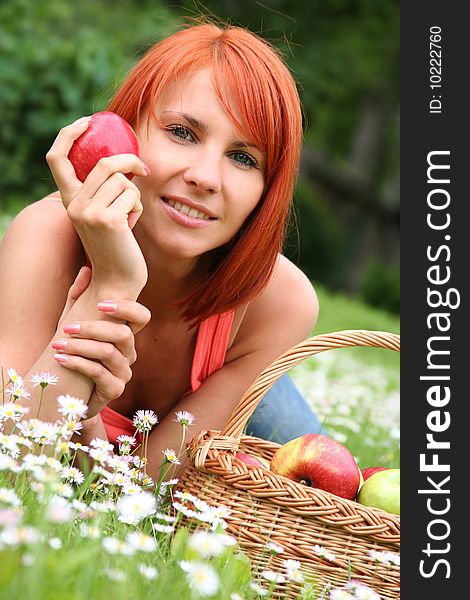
[236,452,270,469]
[69,111,139,182]
[361,466,389,482]
[269,434,361,500]
[357,468,400,515]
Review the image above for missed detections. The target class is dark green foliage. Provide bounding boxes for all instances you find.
[359,256,400,314]
[0,0,176,208]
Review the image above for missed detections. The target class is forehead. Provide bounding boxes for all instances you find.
[155,68,253,140]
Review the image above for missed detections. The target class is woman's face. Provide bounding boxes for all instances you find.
[134,68,266,263]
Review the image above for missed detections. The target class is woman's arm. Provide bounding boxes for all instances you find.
[144,255,319,481]
[0,200,143,425]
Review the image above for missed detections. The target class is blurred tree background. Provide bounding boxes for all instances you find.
[0,0,399,314]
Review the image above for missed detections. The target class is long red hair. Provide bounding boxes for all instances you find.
[108,20,303,324]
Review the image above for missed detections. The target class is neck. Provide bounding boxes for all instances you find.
[134,227,211,315]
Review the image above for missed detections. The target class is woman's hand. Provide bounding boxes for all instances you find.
[52,299,151,418]
[46,117,150,295]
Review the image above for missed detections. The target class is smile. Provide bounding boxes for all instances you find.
[163,198,215,221]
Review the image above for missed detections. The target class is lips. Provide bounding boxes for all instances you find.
[161,196,216,221]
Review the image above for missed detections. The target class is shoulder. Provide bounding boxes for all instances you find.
[0,194,84,372]
[4,193,74,240]
[227,255,319,363]
[253,254,319,334]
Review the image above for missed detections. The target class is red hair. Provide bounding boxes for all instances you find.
[108,21,303,324]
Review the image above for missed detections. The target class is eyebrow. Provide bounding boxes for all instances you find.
[162,110,261,151]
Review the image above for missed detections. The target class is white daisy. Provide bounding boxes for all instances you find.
[117,492,157,525]
[133,409,158,432]
[30,372,59,388]
[162,448,180,464]
[174,411,195,426]
[180,561,220,597]
[138,564,158,580]
[126,531,157,552]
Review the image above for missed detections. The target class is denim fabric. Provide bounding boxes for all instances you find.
[245,373,327,444]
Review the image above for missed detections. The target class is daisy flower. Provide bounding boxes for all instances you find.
[188,530,235,558]
[116,492,157,525]
[61,466,85,485]
[90,437,114,451]
[117,434,136,454]
[0,403,29,423]
[57,395,88,420]
[313,544,336,562]
[162,448,180,464]
[133,409,158,432]
[30,372,59,388]
[261,570,286,584]
[284,559,304,583]
[138,564,158,580]
[5,384,30,402]
[268,542,284,555]
[126,531,157,553]
[174,411,195,426]
[180,561,220,597]
[7,368,22,385]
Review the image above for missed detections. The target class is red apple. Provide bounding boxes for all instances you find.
[236,452,269,470]
[270,434,360,500]
[68,111,139,182]
[361,467,389,482]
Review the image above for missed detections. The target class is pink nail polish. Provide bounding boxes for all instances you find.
[52,340,68,350]
[54,353,69,363]
[98,301,118,312]
[143,164,151,176]
[63,323,81,334]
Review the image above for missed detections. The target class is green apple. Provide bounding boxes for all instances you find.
[357,468,400,515]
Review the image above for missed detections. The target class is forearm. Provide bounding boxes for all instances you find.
[18,281,141,424]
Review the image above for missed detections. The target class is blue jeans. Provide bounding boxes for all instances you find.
[245,374,327,444]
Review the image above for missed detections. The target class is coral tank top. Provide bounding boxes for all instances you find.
[100,310,235,446]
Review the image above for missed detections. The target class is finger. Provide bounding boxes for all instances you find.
[52,338,134,374]
[68,265,93,303]
[79,154,148,198]
[46,117,92,202]
[61,321,135,357]
[97,300,151,334]
[53,353,127,401]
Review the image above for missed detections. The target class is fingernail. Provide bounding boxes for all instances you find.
[98,301,118,312]
[63,323,81,334]
[54,353,69,363]
[74,116,91,126]
[52,340,68,350]
[143,163,151,176]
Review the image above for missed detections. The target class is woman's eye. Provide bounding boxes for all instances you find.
[168,125,194,142]
[231,152,257,168]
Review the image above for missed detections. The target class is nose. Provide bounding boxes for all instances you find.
[183,151,222,194]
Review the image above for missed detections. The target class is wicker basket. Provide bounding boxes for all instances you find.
[177,330,400,599]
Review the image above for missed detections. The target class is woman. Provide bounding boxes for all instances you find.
[0,21,322,479]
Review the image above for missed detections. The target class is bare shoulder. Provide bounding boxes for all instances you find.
[226,255,319,364]
[0,194,84,372]
[263,254,319,329]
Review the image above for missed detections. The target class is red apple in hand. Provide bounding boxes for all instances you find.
[361,467,388,482]
[69,111,139,182]
[270,434,361,500]
[236,452,269,470]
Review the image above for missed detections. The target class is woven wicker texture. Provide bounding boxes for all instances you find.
[178,330,400,598]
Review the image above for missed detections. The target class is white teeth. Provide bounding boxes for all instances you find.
[164,198,211,220]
